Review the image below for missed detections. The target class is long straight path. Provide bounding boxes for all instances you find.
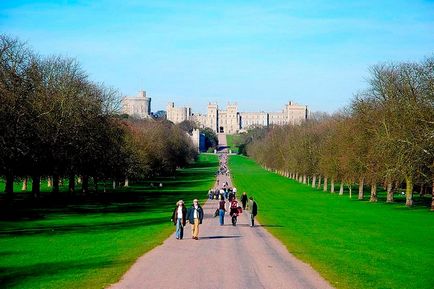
[108,134,333,289]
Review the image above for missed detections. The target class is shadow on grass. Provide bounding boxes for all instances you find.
[0,216,168,236]
[0,258,130,289]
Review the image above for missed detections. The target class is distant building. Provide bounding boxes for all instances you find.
[182,102,308,134]
[121,90,151,119]
[166,102,192,124]
[189,129,206,152]
[122,90,308,134]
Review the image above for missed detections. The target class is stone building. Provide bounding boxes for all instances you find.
[166,102,192,124]
[121,90,151,119]
[167,101,308,134]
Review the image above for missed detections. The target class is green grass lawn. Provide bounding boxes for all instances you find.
[226,134,240,153]
[0,154,218,289]
[229,155,434,289]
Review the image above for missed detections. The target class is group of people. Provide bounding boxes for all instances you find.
[171,193,258,240]
[216,191,257,226]
[170,152,257,240]
[208,186,237,200]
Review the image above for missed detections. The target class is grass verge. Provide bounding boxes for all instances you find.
[0,154,218,289]
[229,155,434,289]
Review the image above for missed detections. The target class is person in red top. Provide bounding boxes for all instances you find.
[230,197,241,226]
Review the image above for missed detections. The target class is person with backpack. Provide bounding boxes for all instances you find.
[187,199,204,240]
[171,200,187,240]
[229,196,241,226]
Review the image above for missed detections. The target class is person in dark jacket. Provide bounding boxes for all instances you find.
[241,192,248,210]
[187,199,204,240]
[171,200,187,239]
[248,197,258,227]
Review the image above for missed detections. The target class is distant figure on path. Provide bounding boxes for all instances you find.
[187,199,204,240]
[241,192,248,210]
[248,197,258,227]
[218,198,226,225]
[171,200,187,240]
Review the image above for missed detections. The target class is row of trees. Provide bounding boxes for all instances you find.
[0,34,197,199]
[245,57,434,210]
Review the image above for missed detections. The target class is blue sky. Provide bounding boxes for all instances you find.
[1,0,433,113]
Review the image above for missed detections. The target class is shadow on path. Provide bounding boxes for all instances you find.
[199,235,242,240]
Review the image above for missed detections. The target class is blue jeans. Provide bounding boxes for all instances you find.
[219,209,225,225]
[176,218,183,239]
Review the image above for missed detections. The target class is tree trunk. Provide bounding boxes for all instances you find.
[358,177,364,200]
[94,176,98,193]
[348,184,352,198]
[369,183,377,202]
[339,182,344,195]
[317,176,322,189]
[307,176,310,186]
[419,184,425,197]
[5,172,14,197]
[124,177,129,187]
[303,175,307,184]
[330,178,335,193]
[22,177,28,191]
[323,177,328,192]
[52,175,60,193]
[295,173,299,181]
[386,182,394,203]
[431,180,434,211]
[82,175,89,194]
[112,180,116,189]
[312,175,316,188]
[405,176,413,207]
[69,174,75,194]
[32,175,41,199]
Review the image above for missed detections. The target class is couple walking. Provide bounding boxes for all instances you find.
[171,199,204,240]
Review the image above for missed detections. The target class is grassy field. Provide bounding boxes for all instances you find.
[229,155,434,289]
[226,134,240,153]
[0,154,218,289]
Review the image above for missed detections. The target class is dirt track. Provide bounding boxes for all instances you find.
[108,135,333,289]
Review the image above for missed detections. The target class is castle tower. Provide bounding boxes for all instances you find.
[207,103,218,132]
[226,102,239,134]
[120,90,151,119]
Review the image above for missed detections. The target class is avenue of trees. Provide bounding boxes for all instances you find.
[245,56,434,210]
[0,35,197,199]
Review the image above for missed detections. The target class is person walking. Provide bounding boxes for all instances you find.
[241,192,248,210]
[171,200,187,240]
[218,198,226,225]
[248,197,258,227]
[229,196,241,226]
[187,199,204,240]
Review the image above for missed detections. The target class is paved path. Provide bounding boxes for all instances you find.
[109,134,333,289]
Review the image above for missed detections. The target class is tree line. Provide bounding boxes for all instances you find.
[242,56,434,210]
[0,34,198,199]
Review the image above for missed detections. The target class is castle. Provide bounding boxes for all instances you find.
[120,90,151,119]
[167,101,308,134]
[121,90,309,134]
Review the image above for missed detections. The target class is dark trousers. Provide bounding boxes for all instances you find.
[250,213,255,227]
